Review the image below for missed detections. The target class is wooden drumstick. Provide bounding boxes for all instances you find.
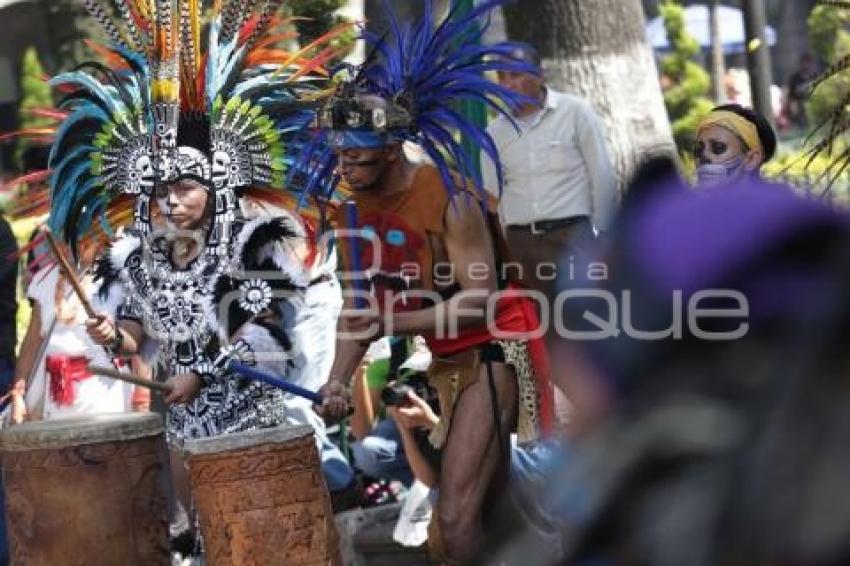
[44,230,98,319]
[88,365,174,394]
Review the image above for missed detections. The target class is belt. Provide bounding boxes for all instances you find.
[507,216,588,235]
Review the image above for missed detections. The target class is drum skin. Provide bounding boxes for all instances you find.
[0,413,169,565]
[184,425,341,565]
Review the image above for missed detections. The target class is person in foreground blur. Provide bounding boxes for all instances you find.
[494,172,850,564]
[694,104,776,188]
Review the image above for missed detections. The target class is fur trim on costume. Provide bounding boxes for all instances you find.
[93,234,141,300]
[234,215,309,287]
[210,216,309,339]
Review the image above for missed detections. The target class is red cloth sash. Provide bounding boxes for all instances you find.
[46,355,92,407]
[424,284,555,435]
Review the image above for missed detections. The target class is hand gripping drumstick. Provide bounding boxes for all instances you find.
[44,230,98,319]
[87,365,174,394]
[45,230,121,365]
[92,361,327,405]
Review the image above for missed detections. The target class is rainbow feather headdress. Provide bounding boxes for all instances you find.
[306,0,535,198]
[14,0,349,257]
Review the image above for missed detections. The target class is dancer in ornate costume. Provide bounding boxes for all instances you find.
[27,0,346,440]
[309,2,555,562]
[4,0,352,551]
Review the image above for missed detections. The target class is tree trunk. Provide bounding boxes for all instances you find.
[773,0,816,86]
[503,0,676,191]
[742,0,776,128]
[710,0,727,104]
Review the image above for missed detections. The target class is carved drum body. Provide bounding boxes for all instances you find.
[0,413,170,565]
[184,425,340,565]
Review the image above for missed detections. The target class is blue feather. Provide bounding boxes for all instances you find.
[50,72,123,116]
[48,167,99,234]
[347,0,524,196]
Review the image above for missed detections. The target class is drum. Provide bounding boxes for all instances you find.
[184,425,340,565]
[1,413,169,565]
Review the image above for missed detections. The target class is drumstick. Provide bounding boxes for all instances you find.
[44,230,98,319]
[343,201,368,309]
[88,365,174,394]
[229,362,353,417]
[229,361,323,404]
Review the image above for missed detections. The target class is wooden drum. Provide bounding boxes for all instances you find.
[183,425,340,565]
[0,413,170,565]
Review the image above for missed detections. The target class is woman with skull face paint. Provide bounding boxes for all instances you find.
[694,104,777,188]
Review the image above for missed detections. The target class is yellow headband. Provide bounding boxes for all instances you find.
[697,110,763,156]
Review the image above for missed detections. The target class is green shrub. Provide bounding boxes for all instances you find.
[15,48,53,171]
[287,0,355,57]
[806,6,850,129]
[659,0,715,156]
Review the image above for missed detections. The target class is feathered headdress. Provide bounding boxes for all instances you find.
[6,0,350,258]
[304,0,535,198]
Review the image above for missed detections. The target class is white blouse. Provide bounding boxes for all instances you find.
[25,268,132,420]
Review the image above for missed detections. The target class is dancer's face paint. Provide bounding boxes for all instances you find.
[155,179,210,230]
[694,125,761,187]
[336,147,393,192]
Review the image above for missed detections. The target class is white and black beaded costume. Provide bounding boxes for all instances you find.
[32,2,346,440]
[96,214,308,441]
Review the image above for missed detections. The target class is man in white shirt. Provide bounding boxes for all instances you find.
[482,43,618,304]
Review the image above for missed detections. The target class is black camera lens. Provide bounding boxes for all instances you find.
[381,384,413,407]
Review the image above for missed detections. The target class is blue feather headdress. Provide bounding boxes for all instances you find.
[306,0,535,199]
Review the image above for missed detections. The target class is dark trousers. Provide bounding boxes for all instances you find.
[504,217,595,309]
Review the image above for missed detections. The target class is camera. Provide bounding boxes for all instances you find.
[381,375,429,407]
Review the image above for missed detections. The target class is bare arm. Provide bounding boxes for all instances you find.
[396,424,438,488]
[350,360,381,440]
[318,291,371,418]
[390,193,499,336]
[328,298,371,388]
[389,391,441,488]
[12,302,42,393]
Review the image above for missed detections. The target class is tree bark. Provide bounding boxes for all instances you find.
[710,0,727,104]
[503,0,676,191]
[773,0,816,85]
[742,0,776,128]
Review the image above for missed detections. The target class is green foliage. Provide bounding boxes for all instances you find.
[763,144,850,203]
[806,6,850,129]
[287,0,355,57]
[658,0,714,155]
[808,5,850,63]
[764,3,850,202]
[15,48,53,170]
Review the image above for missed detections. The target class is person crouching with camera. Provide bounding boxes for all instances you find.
[350,337,441,499]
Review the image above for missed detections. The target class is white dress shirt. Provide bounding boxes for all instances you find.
[482,89,618,231]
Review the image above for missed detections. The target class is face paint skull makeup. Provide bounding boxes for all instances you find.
[696,156,747,187]
[694,124,752,187]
